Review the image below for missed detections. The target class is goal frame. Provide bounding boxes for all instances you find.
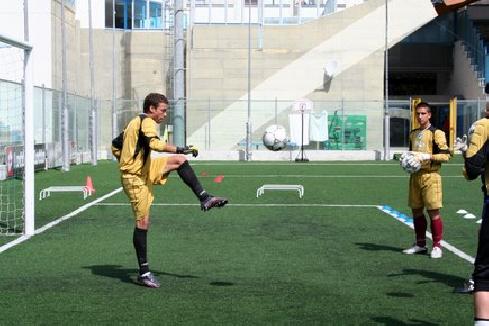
[0,33,34,236]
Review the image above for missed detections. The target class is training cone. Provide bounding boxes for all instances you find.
[213,175,224,183]
[85,176,95,195]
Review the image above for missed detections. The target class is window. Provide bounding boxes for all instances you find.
[134,0,147,29]
[149,1,162,29]
[105,0,133,29]
[105,0,163,30]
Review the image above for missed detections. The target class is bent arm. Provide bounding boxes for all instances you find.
[431,130,450,162]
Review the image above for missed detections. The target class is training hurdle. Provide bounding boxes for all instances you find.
[39,186,91,201]
[256,184,304,198]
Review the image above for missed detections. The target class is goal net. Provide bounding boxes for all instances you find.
[0,34,33,236]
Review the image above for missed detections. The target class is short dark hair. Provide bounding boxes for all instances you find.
[415,101,431,113]
[143,93,168,113]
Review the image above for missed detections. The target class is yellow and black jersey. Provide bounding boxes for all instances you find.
[409,125,450,172]
[118,114,169,176]
[464,118,489,192]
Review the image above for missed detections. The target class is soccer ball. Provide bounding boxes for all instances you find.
[400,152,421,174]
[263,124,288,151]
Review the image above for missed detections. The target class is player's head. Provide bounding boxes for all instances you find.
[415,101,431,113]
[143,93,169,124]
[415,102,431,126]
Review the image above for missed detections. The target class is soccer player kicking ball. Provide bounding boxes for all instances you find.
[402,102,450,259]
[112,93,228,288]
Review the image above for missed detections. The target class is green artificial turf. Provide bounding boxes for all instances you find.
[0,158,480,324]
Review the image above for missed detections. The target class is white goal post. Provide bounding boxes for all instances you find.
[0,33,34,236]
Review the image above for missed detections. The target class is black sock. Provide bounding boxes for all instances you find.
[177,161,209,201]
[133,228,149,276]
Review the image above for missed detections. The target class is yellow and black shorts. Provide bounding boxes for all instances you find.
[408,171,442,210]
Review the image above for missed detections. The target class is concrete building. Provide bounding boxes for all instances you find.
[1,0,489,158]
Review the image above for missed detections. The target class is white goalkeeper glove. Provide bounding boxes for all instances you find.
[454,135,468,152]
[418,153,431,161]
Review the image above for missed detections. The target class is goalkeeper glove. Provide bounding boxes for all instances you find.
[454,135,468,152]
[418,153,431,161]
[176,145,199,157]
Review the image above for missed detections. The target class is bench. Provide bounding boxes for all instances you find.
[39,186,91,201]
[256,184,304,198]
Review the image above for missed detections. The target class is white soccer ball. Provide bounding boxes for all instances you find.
[400,152,421,174]
[263,124,288,151]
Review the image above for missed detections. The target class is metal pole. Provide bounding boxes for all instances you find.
[88,0,97,165]
[246,0,252,161]
[208,97,211,150]
[23,0,34,236]
[383,0,390,160]
[42,84,47,169]
[174,0,186,147]
[61,0,70,171]
[112,0,117,141]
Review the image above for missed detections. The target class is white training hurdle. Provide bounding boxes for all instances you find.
[256,184,304,198]
[39,186,91,201]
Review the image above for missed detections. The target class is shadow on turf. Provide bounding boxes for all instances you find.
[83,265,200,284]
[371,317,438,325]
[388,268,466,288]
[355,242,401,252]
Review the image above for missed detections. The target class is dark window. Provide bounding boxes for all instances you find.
[105,0,133,29]
[388,72,437,96]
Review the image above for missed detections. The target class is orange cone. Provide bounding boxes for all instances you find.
[85,176,95,195]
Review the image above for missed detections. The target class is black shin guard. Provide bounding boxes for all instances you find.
[133,228,149,275]
[177,160,208,200]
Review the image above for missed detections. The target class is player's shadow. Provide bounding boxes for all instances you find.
[83,265,200,284]
[388,268,465,288]
[355,242,402,252]
[371,317,438,326]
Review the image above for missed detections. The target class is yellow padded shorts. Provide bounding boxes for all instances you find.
[408,171,442,210]
[121,157,169,220]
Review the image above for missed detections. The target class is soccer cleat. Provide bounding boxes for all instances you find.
[201,195,228,211]
[464,278,475,293]
[137,272,160,288]
[430,246,442,259]
[402,244,428,255]
[455,278,475,294]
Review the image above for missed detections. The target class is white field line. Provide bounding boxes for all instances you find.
[377,206,475,264]
[99,201,476,264]
[0,187,123,254]
[100,202,475,264]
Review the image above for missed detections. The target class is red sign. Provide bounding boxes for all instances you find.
[5,146,14,177]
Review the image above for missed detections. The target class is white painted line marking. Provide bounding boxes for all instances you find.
[0,188,123,254]
[377,205,475,264]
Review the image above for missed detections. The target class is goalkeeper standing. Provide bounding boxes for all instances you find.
[456,105,489,324]
[403,102,450,259]
[112,93,228,288]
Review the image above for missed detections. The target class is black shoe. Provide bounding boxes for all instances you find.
[454,278,474,294]
[201,195,228,211]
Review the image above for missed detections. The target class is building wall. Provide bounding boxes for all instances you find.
[0,0,53,88]
[185,0,437,150]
